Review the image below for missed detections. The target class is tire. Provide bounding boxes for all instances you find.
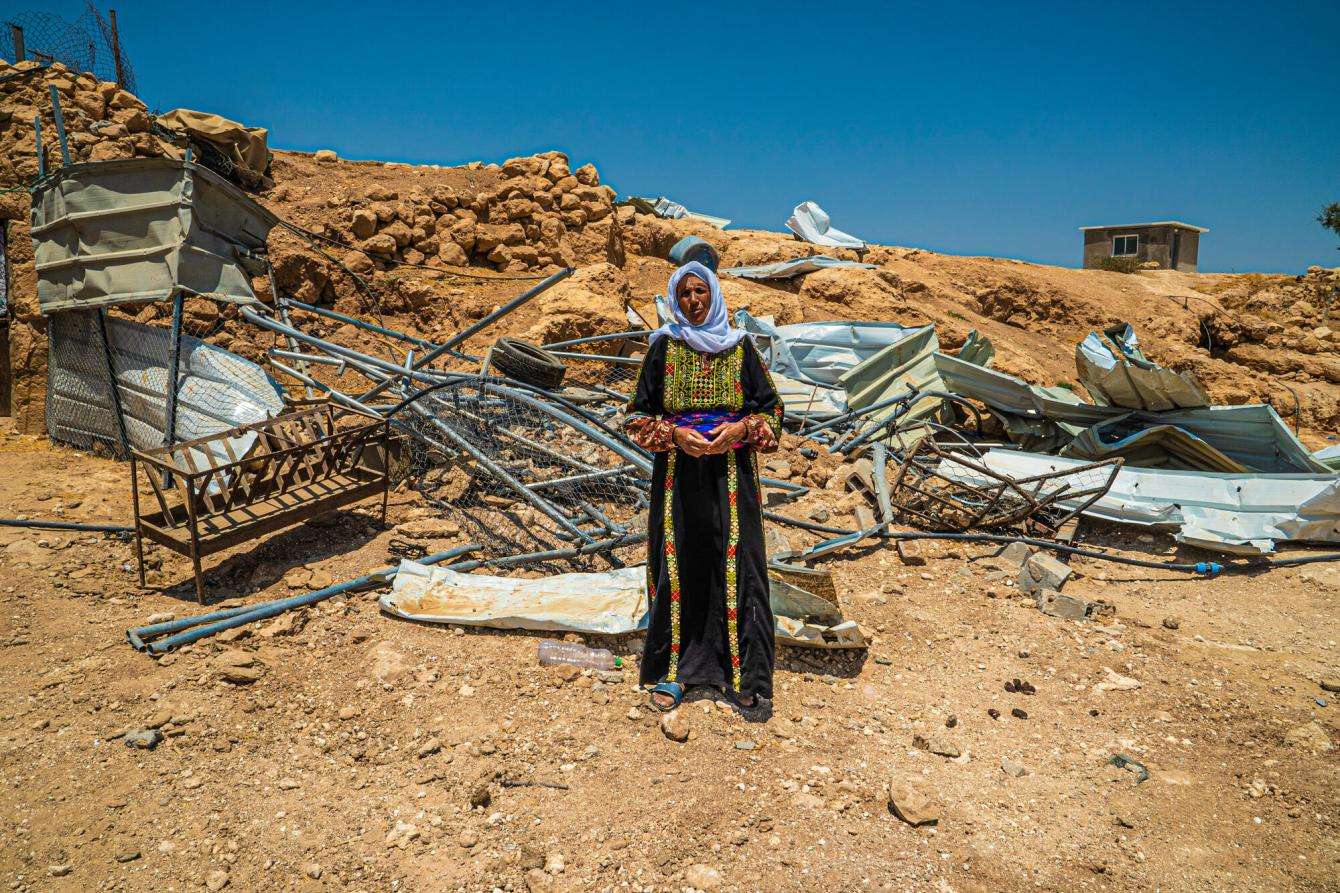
[491,337,566,390]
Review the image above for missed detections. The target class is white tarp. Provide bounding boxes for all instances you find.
[785,201,865,249]
[46,310,285,469]
[382,561,869,648]
[942,449,1340,555]
[382,562,649,634]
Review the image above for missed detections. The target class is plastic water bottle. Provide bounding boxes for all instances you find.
[537,639,621,670]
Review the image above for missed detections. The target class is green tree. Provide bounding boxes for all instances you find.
[1320,203,1340,245]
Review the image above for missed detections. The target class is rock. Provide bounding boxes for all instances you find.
[205,869,230,891]
[1319,677,1340,694]
[351,208,377,239]
[660,709,690,742]
[146,612,175,624]
[1284,721,1333,753]
[469,782,492,808]
[684,863,723,890]
[626,707,642,721]
[337,705,359,720]
[519,843,545,870]
[417,737,442,758]
[114,850,140,863]
[302,862,322,879]
[1018,552,1072,594]
[525,868,555,893]
[544,852,565,874]
[807,505,831,523]
[313,149,338,163]
[888,780,939,826]
[385,820,419,849]
[927,736,960,758]
[458,829,479,848]
[124,728,163,750]
[1011,707,1029,720]
[394,517,461,539]
[1162,616,1182,630]
[277,778,300,791]
[998,541,1033,567]
[1093,667,1140,694]
[573,163,600,186]
[734,739,757,751]
[1035,589,1089,621]
[48,864,72,877]
[1001,758,1028,778]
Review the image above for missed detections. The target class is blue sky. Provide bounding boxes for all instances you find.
[11,1,1339,272]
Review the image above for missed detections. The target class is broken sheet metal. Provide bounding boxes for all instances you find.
[46,309,284,465]
[627,196,731,229]
[30,157,277,313]
[768,575,867,649]
[786,201,865,249]
[736,312,916,388]
[935,355,1328,474]
[1061,416,1250,473]
[945,449,1340,555]
[1076,324,1209,411]
[723,255,877,280]
[891,439,1121,535]
[383,562,649,634]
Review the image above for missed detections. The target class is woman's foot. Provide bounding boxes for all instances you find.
[648,681,685,712]
[650,689,678,710]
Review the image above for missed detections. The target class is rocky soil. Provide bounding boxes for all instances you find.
[0,425,1337,893]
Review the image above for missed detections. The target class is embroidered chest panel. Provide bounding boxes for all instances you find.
[662,341,745,413]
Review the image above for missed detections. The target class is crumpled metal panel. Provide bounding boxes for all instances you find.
[1061,416,1249,473]
[30,157,277,313]
[944,449,1340,555]
[785,201,865,249]
[736,311,916,388]
[1076,324,1209,411]
[723,255,876,280]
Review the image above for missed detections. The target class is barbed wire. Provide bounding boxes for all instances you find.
[1,3,135,93]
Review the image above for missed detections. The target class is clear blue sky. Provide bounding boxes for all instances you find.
[12,1,1340,272]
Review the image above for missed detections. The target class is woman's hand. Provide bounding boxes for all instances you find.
[704,420,748,454]
[673,426,714,457]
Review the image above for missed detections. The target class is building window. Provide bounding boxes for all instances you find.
[1112,234,1138,257]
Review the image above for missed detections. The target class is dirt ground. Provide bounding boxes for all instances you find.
[0,417,1336,893]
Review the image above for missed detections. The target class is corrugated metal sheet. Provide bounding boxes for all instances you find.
[944,449,1340,555]
[1076,324,1209,411]
[724,255,876,280]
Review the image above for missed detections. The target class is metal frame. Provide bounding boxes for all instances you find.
[131,401,394,603]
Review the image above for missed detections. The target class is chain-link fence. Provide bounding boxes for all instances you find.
[1,4,135,93]
[45,297,283,460]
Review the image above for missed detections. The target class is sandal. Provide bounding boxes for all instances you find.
[648,681,685,712]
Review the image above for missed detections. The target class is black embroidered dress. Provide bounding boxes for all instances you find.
[623,336,783,699]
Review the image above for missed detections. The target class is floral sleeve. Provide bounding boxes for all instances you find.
[622,338,676,452]
[740,340,783,453]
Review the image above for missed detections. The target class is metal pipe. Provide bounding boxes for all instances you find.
[872,441,893,527]
[34,115,44,179]
[109,10,126,88]
[96,308,130,457]
[0,518,133,534]
[358,267,574,402]
[269,348,345,368]
[540,330,650,350]
[444,532,647,572]
[47,85,71,166]
[282,297,438,350]
[135,543,482,654]
[405,401,592,542]
[544,350,642,366]
[10,24,25,63]
[163,293,185,450]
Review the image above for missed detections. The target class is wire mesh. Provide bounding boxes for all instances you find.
[1,4,135,93]
[45,297,282,460]
[389,377,650,573]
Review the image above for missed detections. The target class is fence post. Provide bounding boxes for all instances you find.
[108,10,125,89]
[9,24,24,63]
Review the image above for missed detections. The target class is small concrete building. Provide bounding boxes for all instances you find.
[1080,221,1207,272]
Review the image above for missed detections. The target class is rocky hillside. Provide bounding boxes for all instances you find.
[2,57,1339,444]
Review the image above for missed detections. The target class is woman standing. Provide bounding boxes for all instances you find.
[623,261,783,712]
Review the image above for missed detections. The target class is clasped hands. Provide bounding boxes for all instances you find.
[673,420,747,457]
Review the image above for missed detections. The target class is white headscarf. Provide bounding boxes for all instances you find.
[650,261,746,355]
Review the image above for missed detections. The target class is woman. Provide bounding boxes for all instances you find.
[623,261,783,712]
